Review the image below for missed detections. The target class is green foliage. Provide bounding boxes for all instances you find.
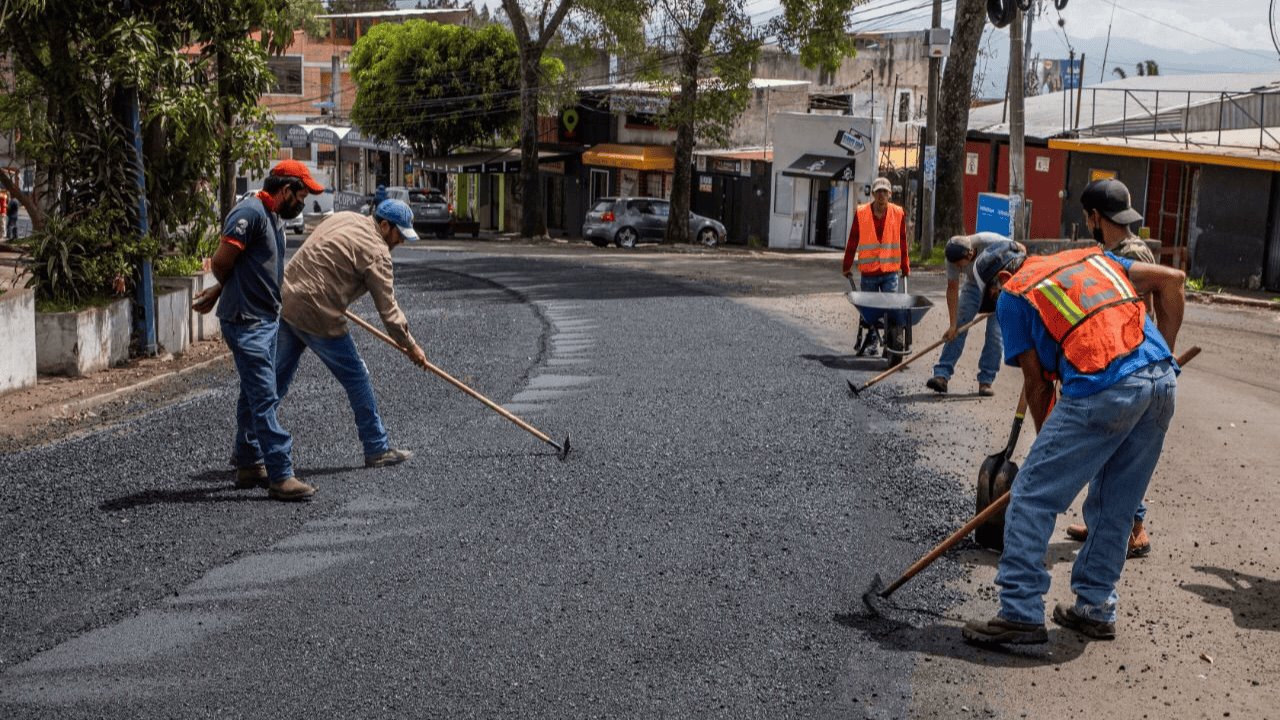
[0,0,315,301]
[22,208,140,308]
[350,20,560,155]
[1186,275,1207,292]
[768,0,863,74]
[154,255,206,277]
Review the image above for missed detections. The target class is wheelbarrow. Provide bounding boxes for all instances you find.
[845,277,934,369]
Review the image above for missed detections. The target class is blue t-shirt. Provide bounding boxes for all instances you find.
[216,195,286,324]
[997,252,1176,398]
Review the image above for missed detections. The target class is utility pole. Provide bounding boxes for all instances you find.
[921,0,943,258]
[1008,5,1028,243]
[123,0,156,355]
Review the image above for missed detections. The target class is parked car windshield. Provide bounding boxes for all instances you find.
[409,191,446,204]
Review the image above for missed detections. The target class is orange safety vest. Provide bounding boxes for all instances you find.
[1003,247,1146,375]
[854,203,903,275]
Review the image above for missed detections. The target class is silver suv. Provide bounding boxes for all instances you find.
[583,197,724,248]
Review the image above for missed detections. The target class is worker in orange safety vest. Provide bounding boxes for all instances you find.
[841,176,910,356]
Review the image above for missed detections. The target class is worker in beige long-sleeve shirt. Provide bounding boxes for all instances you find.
[276,199,428,469]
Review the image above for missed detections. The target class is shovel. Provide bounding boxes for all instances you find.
[973,389,1028,550]
[862,345,1201,610]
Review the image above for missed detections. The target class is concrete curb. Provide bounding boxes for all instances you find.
[60,350,232,416]
[1187,290,1280,311]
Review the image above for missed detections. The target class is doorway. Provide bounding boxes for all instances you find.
[589,169,610,202]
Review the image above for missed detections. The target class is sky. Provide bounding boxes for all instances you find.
[466,0,1280,87]
[467,0,1278,55]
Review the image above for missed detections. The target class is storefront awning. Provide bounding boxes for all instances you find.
[782,153,856,181]
[582,143,675,171]
[415,149,578,174]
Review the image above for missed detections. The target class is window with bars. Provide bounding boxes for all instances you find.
[266,56,303,96]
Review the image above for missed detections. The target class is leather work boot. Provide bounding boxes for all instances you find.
[235,464,268,490]
[1052,602,1116,640]
[268,477,316,501]
[926,376,949,393]
[962,616,1048,646]
[365,448,414,468]
[978,383,995,397]
[1065,521,1151,559]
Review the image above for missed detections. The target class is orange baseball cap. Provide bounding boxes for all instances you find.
[270,159,325,193]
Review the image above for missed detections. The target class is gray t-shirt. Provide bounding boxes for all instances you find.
[946,232,1009,285]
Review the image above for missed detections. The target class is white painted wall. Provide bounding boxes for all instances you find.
[0,288,37,394]
[768,113,881,250]
[35,299,131,377]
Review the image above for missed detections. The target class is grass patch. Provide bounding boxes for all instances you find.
[36,295,115,314]
[911,241,948,267]
[1186,276,1208,292]
[155,255,205,277]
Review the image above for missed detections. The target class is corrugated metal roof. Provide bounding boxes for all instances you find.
[969,72,1280,141]
[580,78,809,94]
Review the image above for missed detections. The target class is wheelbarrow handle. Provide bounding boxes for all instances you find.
[849,313,992,396]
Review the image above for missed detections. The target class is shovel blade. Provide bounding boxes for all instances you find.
[974,451,1010,551]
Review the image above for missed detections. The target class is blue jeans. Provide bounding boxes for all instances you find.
[221,318,294,483]
[932,282,1003,384]
[996,361,1176,625]
[858,273,899,326]
[275,321,390,459]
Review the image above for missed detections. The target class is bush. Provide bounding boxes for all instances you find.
[22,208,146,309]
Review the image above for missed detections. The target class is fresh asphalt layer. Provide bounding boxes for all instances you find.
[0,247,979,718]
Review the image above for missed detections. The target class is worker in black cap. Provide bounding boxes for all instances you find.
[1062,177,1159,558]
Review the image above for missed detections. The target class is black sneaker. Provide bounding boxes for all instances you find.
[861,332,881,357]
[926,376,949,393]
[1052,603,1116,640]
[961,616,1048,645]
[365,448,414,468]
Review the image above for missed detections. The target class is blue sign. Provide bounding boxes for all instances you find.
[1060,58,1082,90]
[976,192,1033,236]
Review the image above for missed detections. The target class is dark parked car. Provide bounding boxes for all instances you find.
[408,189,453,238]
[583,197,724,248]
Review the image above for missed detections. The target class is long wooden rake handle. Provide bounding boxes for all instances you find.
[849,313,992,396]
[878,345,1201,598]
[343,310,569,458]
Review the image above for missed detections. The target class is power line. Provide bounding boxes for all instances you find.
[1102,0,1276,62]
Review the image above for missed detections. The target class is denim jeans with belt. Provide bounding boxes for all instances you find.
[221,318,294,483]
[858,273,899,326]
[932,281,1003,385]
[996,360,1176,625]
[275,321,390,459]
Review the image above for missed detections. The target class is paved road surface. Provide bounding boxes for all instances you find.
[1,249,975,718]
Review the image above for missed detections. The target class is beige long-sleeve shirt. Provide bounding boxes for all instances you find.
[282,212,415,348]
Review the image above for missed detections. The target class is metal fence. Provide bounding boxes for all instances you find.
[1074,86,1280,151]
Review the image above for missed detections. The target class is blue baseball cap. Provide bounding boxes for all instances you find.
[373,199,419,242]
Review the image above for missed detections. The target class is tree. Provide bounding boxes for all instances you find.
[1135,60,1158,77]
[646,0,858,244]
[935,0,988,246]
[498,0,647,239]
[1112,66,1127,79]
[349,20,557,157]
[0,0,316,302]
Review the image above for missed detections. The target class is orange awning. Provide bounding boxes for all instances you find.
[582,143,675,171]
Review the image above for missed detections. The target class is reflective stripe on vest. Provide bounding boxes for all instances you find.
[855,203,903,275]
[1004,247,1146,375]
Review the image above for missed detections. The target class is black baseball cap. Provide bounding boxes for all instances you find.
[1081,178,1143,225]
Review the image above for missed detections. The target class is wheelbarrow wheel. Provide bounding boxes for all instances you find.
[883,321,907,368]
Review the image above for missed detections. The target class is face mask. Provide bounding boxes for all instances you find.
[278,196,305,220]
